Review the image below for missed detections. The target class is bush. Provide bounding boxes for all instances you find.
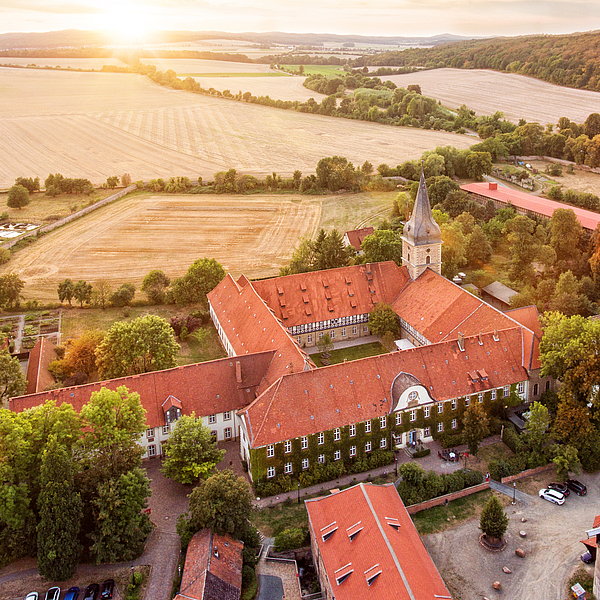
[274,527,307,551]
[0,248,10,265]
[568,568,597,600]
[412,448,431,458]
[501,425,524,453]
[480,495,508,540]
[439,431,465,448]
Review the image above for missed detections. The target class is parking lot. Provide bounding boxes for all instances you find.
[424,471,600,600]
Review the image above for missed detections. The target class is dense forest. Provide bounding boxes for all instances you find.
[359,30,600,93]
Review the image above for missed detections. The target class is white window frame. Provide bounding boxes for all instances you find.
[410,409,416,422]
[380,416,386,429]
[334,428,341,441]
[302,458,309,470]
[491,389,497,400]
[267,444,274,458]
[504,385,510,397]
[451,399,457,410]
[363,325,368,333]
[284,440,292,454]
[437,422,443,433]
[365,421,371,433]
[365,441,372,453]
[318,432,325,445]
[334,449,341,461]
[162,425,169,435]
[342,327,346,337]
[301,436,308,449]
[284,462,292,474]
[424,427,431,437]
[352,326,358,335]
[209,414,216,424]
[465,397,470,407]
[518,382,524,394]
[380,438,387,449]
[224,427,232,440]
[330,330,335,339]
[223,411,231,421]
[478,393,484,403]
[267,466,275,479]
[350,445,357,457]
[146,428,154,440]
[452,419,457,429]
[308,334,313,343]
[148,444,156,457]
[349,424,356,437]
[438,403,444,414]
[318,454,325,464]
[424,406,430,418]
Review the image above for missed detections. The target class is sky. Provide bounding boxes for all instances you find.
[1,0,600,38]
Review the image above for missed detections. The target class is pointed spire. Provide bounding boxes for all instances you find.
[402,170,442,246]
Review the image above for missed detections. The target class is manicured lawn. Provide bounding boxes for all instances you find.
[309,341,388,367]
[252,501,309,537]
[465,441,515,475]
[281,65,346,76]
[180,72,288,77]
[412,489,507,535]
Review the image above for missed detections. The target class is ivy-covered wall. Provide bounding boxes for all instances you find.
[249,383,523,489]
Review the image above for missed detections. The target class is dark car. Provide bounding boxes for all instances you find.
[64,588,80,600]
[44,589,60,600]
[100,579,115,600]
[566,479,587,496]
[582,550,595,564]
[548,482,570,497]
[83,584,99,600]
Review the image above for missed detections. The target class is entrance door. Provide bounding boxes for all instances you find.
[408,430,417,445]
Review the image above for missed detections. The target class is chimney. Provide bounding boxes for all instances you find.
[493,329,500,342]
[457,332,465,352]
[235,360,242,383]
[478,331,483,346]
[489,182,498,190]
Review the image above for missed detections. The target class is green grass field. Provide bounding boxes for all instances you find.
[179,72,288,77]
[309,341,388,367]
[282,65,346,76]
[251,501,309,537]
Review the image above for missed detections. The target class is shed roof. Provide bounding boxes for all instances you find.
[482,281,518,306]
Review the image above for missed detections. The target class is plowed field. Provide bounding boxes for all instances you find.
[0,68,475,188]
[382,68,600,125]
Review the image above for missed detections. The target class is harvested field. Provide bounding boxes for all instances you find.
[190,74,325,101]
[381,68,600,125]
[0,57,127,69]
[527,159,600,196]
[0,68,475,188]
[2,193,321,302]
[141,57,274,74]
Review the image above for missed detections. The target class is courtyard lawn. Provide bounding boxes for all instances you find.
[252,500,309,538]
[309,341,388,367]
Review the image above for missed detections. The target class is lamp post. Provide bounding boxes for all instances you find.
[394,452,398,477]
[512,482,516,505]
[297,481,300,505]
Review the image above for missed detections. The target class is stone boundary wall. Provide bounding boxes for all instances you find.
[406,482,490,514]
[500,463,553,485]
[2,184,136,250]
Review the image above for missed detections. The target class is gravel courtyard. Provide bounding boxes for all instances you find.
[424,472,600,600]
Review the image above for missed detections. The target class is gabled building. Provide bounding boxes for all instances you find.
[306,482,452,600]
[342,227,374,255]
[175,529,243,600]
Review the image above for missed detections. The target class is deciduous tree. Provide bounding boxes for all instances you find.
[110,283,135,307]
[360,230,403,265]
[523,401,549,456]
[95,315,180,378]
[0,347,26,405]
[92,280,112,309]
[73,280,92,308]
[170,258,225,306]
[57,279,75,306]
[551,444,581,481]
[0,272,24,308]
[462,401,489,456]
[141,270,171,304]
[368,303,400,337]
[7,185,30,209]
[161,414,225,484]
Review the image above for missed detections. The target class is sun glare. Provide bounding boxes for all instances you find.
[98,2,153,43]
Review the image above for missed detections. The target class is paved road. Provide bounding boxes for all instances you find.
[489,479,533,504]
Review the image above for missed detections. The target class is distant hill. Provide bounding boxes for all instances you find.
[0,29,473,50]
[360,30,600,93]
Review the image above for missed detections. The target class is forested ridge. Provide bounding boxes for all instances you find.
[361,30,600,93]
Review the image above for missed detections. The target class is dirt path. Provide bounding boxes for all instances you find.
[424,471,600,600]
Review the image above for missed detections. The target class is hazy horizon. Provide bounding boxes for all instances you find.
[1,1,599,40]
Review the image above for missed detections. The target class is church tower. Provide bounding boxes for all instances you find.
[401,171,442,279]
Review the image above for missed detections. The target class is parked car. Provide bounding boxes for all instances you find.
[548,482,570,497]
[581,550,595,564]
[566,479,587,496]
[539,488,566,505]
[64,587,80,600]
[25,594,38,600]
[83,584,99,600]
[100,579,115,599]
[44,589,60,600]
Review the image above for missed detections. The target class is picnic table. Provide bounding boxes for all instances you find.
[438,449,460,462]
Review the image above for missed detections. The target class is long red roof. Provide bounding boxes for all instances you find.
[306,483,451,600]
[251,262,410,328]
[10,352,275,427]
[461,181,600,231]
[241,329,528,448]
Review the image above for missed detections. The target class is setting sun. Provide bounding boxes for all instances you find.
[97,1,155,42]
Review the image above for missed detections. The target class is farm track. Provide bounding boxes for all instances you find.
[0,68,475,188]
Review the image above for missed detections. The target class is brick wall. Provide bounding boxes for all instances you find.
[406,482,490,515]
[501,463,554,485]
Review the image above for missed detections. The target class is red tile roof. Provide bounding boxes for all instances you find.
[506,305,543,370]
[392,268,517,343]
[306,483,451,600]
[344,227,374,250]
[26,337,56,395]
[10,352,275,427]
[461,182,600,231]
[208,274,315,392]
[251,262,410,328]
[241,329,528,448]
[175,529,243,600]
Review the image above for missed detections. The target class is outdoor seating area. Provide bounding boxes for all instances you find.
[438,449,462,462]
